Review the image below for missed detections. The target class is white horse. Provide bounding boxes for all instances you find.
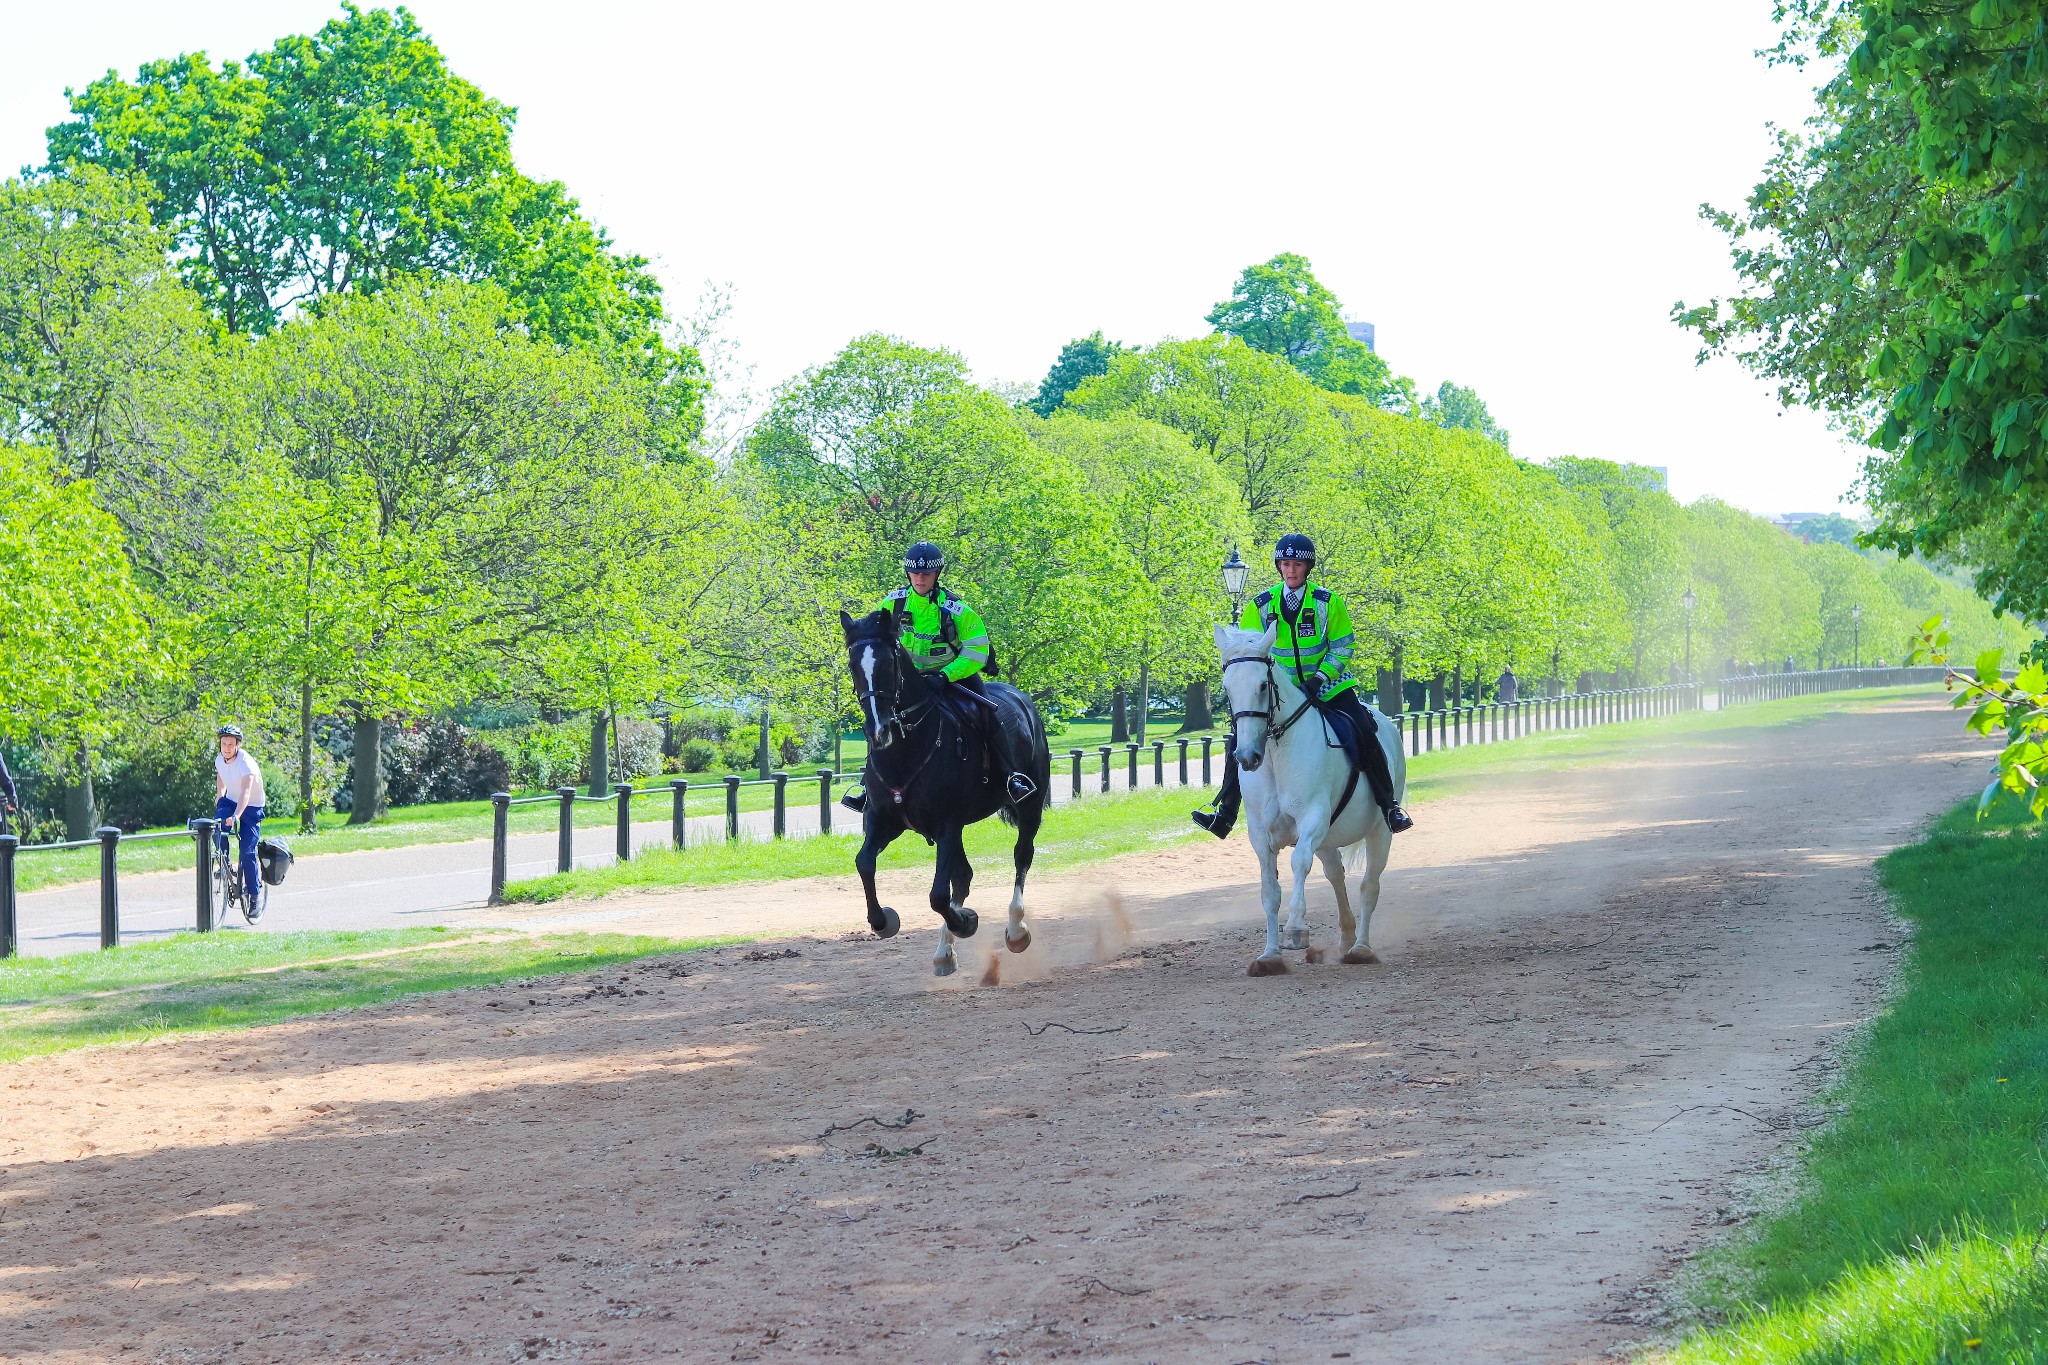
[1216,622,1407,976]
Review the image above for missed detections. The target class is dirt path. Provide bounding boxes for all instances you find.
[0,696,1991,1363]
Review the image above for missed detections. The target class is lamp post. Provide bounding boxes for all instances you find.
[1681,586,1696,682]
[1852,603,1862,670]
[1221,546,1250,621]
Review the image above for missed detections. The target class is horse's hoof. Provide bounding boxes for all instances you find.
[1248,956,1291,977]
[869,907,901,939]
[939,904,979,938]
[1281,928,1309,951]
[1341,947,1381,965]
[1005,925,1032,954]
[933,955,957,977]
[1305,946,1327,964]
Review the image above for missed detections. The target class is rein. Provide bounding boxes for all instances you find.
[852,638,944,808]
[1222,653,1315,740]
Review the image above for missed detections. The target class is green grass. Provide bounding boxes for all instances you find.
[0,926,716,1065]
[1654,800,2048,1363]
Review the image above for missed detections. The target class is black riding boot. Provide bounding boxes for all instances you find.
[1332,692,1413,834]
[1192,740,1240,838]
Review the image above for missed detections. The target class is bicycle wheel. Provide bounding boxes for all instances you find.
[247,874,269,923]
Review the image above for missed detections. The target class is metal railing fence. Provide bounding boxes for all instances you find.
[1718,664,1948,706]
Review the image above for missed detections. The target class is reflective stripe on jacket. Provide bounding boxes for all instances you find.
[1240,581,1359,699]
[877,586,992,682]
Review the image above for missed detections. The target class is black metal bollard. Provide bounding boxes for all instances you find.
[772,772,788,838]
[725,775,741,842]
[1099,746,1112,794]
[615,784,634,863]
[1152,741,1165,786]
[819,770,833,836]
[1201,737,1213,785]
[192,818,215,933]
[0,833,15,958]
[1177,738,1189,786]
[1126,743,1139,789]
[1069,749,1083,797]
[489,795,510,905]
[671,779,688,849]
[556,785,576,873]
[97,825,121,950]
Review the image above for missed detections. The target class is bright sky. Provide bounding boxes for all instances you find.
[3,2,1863,518]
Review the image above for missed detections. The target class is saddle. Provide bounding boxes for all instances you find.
[1311,699,1367,820]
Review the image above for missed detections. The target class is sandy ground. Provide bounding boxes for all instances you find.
[0,696,1993,1364]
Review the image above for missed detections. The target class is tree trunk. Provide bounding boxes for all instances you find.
[298,680,316,834]
[756,704,771,780]
[1183,679,1213,731]
[349,713,384,825]
[589,711,610,797]
[1428,670,1447,711]
[1136,661,1151,745]
[1452,662,1463,709]
[1376,645,1405,715]
[63,740,97,839]
[1110,686,1129,743]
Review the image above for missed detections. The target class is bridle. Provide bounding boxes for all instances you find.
[850,636,941,807]
[1222,652,1315,741]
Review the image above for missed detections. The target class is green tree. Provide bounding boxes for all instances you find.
[1066,334,1341,528]
[1681,498,1820,671]
[1794,511,1865,546]
[1549,457,1686,679]
[1032,412,1253,739]
[0,169,213,481]
[1422,380,1511,449]
[1205,252,1411,408]
[46,4,701,449]
[1029,330,1126,416]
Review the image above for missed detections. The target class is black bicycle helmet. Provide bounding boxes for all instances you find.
[217,724,244,739]
[902,541,946,574]
[1274,533,1317,566]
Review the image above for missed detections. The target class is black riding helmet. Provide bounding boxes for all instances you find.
[903,541,946,575]
[1274,533,1316,566]
[217,724,244,740]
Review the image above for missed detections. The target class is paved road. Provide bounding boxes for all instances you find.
[11,741,1228,957]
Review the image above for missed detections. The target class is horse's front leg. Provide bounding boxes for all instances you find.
[855,809,906,938]
[1280,812,1326,951]
[929,825,977,976]
[1249,817,1288,976]
[1343,820,1394,966]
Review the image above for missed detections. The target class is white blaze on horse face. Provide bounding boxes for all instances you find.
[858,645,887,745]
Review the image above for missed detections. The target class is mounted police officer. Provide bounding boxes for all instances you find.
[844,541,1040,812]
[1193,533,1413,838]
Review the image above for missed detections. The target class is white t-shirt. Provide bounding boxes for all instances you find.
[216,750,267,807]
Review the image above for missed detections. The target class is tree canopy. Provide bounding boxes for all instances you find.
[1205,253,1411,409]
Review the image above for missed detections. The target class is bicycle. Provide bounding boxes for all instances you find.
[211,817,269,925]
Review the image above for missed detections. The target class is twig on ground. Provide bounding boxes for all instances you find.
[1004,1233,1038,1252]
[1077,1276,1146,1297]
[1291,1181,1363,1204]
[861,1137,936,1159]
[1024,1021,1129,1037]
[1476,1014,1520,1025]
[1651,1103,1825,1134]
[814,1108,921,1141]
[459,1267,538,1276]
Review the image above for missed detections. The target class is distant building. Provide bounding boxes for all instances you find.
[1344,318,1375,352]
[1773,512,1827,535]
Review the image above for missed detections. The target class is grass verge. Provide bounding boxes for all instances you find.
[1653,800,2048,1363]
[506,685,1948,904]
[0,927,716,1065]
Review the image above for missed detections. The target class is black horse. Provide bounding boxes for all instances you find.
[840,608,1052,976]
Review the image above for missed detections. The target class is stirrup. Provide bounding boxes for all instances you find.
[1382,803,1414,834]
[840,787,867,813]
[1005,773,1038,804]
[1191,807,1235,839]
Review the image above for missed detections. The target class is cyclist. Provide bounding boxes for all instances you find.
[214,725,268,921]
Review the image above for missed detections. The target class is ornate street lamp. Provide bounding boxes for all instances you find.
[1681,586,1697,682]
[1221,546,1250,620]
[1852,603,1862,671]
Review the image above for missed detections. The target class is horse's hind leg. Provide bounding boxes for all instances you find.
[1005,800,1040,953]
[1343,822,1393,965]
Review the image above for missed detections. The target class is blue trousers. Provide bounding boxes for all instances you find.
[214,797,264,897]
